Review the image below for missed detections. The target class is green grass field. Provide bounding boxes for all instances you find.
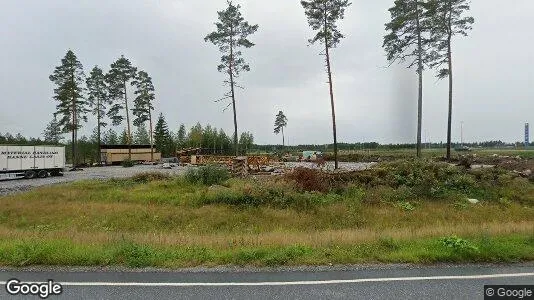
[0,161,533,268]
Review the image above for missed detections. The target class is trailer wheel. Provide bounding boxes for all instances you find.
[24,170,36,179]
[50,170,63,177]
[37,170,48,178]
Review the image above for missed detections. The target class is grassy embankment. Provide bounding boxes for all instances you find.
[0,161,533,268]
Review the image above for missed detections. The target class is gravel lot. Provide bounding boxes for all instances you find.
[0,165,191,196]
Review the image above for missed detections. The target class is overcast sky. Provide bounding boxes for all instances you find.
[1,0,532,145]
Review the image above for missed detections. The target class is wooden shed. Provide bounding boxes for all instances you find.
[100,145,161,165]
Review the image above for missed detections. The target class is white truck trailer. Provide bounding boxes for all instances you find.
[0,145,65,179]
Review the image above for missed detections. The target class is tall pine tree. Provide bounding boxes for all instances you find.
[106,55,137,160]
[384,0,433,158]
[301,0,351,169]
[132,70,156,161]
[273,110,288,147]
[42,116,63,144]
[134,124,150,145]
[86,65,110,164]
[176,124,187,150]
[154,113,172,157]
[49,50,87,167]
[205,1,259,156]
[104,128,119,145]
[218,128,231,154]
[427,0,474,160]
[120,129,129,145]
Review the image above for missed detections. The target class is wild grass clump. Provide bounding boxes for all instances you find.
[440,235,479,253]
[195,179,339,209]
[114,241,157,267]
[0,235,532,267]
[185,165,230,186]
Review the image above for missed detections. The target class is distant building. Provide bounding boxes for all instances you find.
[302,151,323,161]
[100,145,161,164]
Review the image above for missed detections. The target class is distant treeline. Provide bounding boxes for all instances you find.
[0,131,529,164]
[250,140,527,153]
[0,133,47,145]
[0,120,254,164]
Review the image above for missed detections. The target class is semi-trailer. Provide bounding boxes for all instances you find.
[0,145,65,180]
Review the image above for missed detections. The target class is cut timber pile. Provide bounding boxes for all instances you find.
[232,157,248,176]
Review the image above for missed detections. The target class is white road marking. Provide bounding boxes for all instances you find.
[1,272,533,287]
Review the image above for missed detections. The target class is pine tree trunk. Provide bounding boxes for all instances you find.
[71,107,75,168]
[124,82,132,160]
[282,126,285,147]
[149,111,154,162]
[229,26,239,157]
[415,0,423,159]
[72,94,77,169]
[446,39,453,160]
[324,8,338,170]
[97,100,101,166]
[446,1,453,161]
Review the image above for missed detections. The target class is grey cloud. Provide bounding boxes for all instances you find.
[1,0,532,145]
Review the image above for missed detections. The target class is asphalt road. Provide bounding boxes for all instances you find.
[1,264,533,299]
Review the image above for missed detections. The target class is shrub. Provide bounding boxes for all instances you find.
[444,174,478,194]
[498,178,533,205]
[343,185,366,203]
[393,185,414,202]
[121,159,135,168]
[457,155,474,168]
[193,179,343,210]
[284,167,329,193]
[385,160,451,197]
[439,235,479,253]
[185,165,230,186]
[129,172,172,183]
[369,160,509,200]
